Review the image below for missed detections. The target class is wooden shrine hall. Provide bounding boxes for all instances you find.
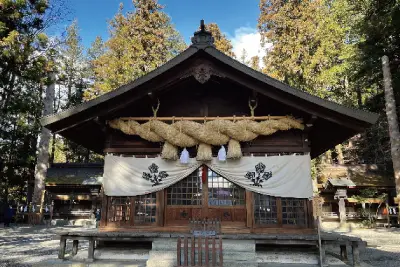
[42,21,378,238]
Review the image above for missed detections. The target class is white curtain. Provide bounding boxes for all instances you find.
[103,154,313,198]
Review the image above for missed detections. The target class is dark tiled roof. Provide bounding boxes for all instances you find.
[319,164,395,187]
[328,178,356,187]
[46,163,103,185]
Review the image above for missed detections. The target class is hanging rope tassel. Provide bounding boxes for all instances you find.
[227,139,242,159]
[218,145,227,161]
[180,148,190,164]
[161,142,178,160]
[196,143,212,161]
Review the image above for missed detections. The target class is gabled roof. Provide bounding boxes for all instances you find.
[319,164,395,187]
[41,21,379,157]
[327,178,356,187]
[45,163,103,185]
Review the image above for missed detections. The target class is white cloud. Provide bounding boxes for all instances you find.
[228,27,272,65]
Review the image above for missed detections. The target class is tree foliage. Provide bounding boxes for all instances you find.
[205,23,235,58]
[0,0,63,203]
[83,0,185,100]
[258,0,357,102]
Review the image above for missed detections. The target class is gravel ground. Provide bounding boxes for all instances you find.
[322,222,400,267]
[0,223,399,267]
[0,225,89,267]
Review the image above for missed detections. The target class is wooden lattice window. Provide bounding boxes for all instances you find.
[281,198,307,226]
[208,170,245,206]
[108,197,131,223]
[254,194,278,225]
[167,169,202,205]
[134,193,157,224]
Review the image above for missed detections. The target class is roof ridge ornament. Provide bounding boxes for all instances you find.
[191,19,215,48]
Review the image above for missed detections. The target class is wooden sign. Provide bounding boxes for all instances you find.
[192,230,217,237]
[313,196,323,217]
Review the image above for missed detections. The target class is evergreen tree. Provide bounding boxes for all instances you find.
[84,0,185,100]
[258,0,355,101]
[250,56,261,71]
[205,23,235,58]
[87,36,105,79]
[0,0,64,203]
[240,48,249,65]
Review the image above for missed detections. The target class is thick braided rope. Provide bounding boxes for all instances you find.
[108,117,304,147]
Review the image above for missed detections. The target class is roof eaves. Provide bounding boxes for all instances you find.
[41,46,200,127]
[204,47,379,125]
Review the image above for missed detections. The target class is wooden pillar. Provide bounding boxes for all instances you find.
[202,165,208,219]
[351,241,361,267]
[58,237,66,259]
[72,240,79,256]
[245,190,253,228]
[100,189,108,227]
[157,190,165,227]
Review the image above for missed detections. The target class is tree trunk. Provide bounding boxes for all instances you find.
[50,133,56,164]
[32,72,56,206]
[381,55,400,221]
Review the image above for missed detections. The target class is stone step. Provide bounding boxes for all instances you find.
[95,248,150,261]
[256,251,347,266]
[34,259,147,267]
[147,259,258,267]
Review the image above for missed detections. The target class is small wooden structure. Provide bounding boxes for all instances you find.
[177,236,223,267]
[45,163,102,220]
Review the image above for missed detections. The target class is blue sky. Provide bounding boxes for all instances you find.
[63,0,266,60]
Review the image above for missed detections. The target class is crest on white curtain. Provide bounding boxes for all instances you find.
[142,163,169,186]
[244,162,273,187]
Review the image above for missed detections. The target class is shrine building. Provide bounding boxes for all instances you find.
[41,22,378,235]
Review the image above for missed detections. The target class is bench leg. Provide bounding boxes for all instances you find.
[72,240,79,256]
[340,245,348,261]
[88,239,95,262]
[58,238,66,259]
[352,242,361,267]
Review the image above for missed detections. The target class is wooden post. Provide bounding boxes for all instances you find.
[100,190,108,227]
[198,236,202,266]
[191,236,195,266]
[72,240,79,256]
[58,237,66,259]
[317,217,324,267]
[245,190,253,228]
[184,236,188,266]
[177,237,181,266]
[351,241,361,267]
[156,190,165,227]
[340,245,348,261]
[88,238,95,262]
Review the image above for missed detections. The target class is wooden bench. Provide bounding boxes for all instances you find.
[58,235,96,261]
[177,236,222,267]
[58,231,365,266]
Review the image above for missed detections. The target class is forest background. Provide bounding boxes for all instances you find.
[0,0,399,203]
